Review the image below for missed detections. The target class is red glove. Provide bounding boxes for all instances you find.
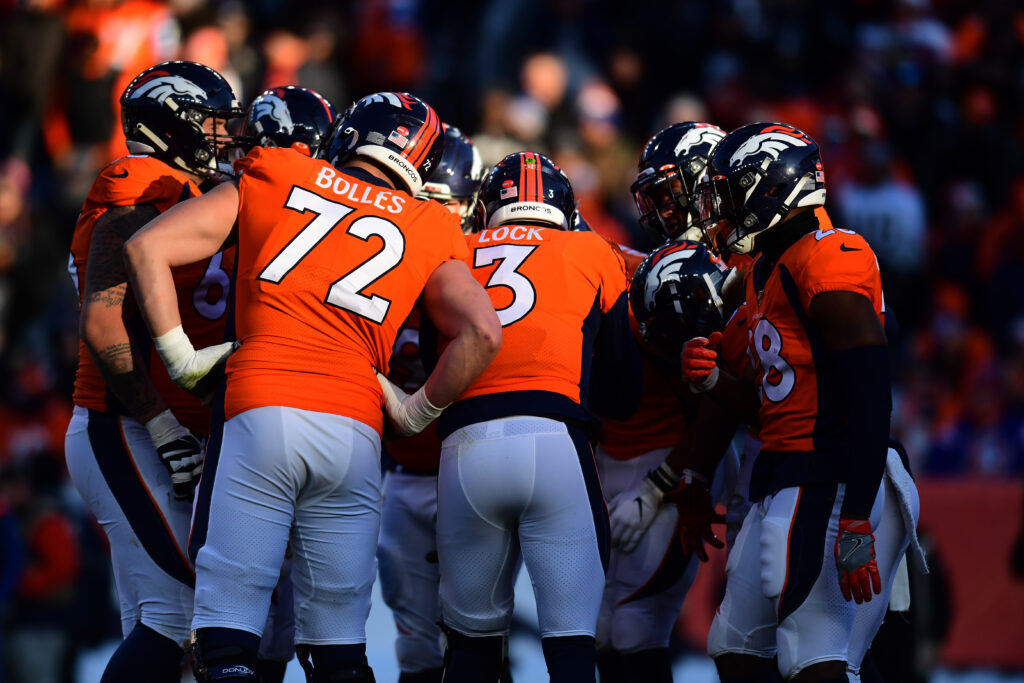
[664,470,725,562]
[835,517,882,603]
[682,331,722,392]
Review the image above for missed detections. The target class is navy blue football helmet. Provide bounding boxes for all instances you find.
[317,92,444,195]
[695,122,826,254]
[120,61,245,177]
[479,152,576,230]
[629,240,730,358]
[631,122,726,243]
[242,86,336,155]
[420,125,486,233]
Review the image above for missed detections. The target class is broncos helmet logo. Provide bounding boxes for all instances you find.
[131,75,208,104]
[643,244,699,310]
[673,124,726,159]
[729,129,808,168]
[253,94,295,134]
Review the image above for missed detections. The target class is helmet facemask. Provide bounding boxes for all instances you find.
[631,164,700,242]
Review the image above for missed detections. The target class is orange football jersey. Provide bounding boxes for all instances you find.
[600,242,687,460]
[457,225,628,404]
[70,155,234,436]
[227,147,468,434]
[742,208,884,453]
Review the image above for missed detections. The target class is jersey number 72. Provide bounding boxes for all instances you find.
[258,186,405,324]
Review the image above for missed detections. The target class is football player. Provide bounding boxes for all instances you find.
[188,82,338,682]
[594,122,734,683]
[389,151,641,682]
[124,92,501,682]
[64,60,245,683]
[682,122,923,682]
[376,124,494,683]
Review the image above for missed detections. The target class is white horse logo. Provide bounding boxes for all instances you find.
[132,75,208,104]
[644,247,697,309]
[729,131,808,168]
[253,94,295,134]
[673,125,725,159]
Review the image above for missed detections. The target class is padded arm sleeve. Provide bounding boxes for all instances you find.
[835,344,892,518]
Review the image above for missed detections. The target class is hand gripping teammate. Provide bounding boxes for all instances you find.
[593,122,739,683]
[64,60,248,683]
[124,91,500,683]
[395,151,641,683]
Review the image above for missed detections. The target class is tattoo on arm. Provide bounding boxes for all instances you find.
[83,204,161,302]
[81,203,167,422]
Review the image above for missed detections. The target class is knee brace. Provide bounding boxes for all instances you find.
[295,644,376,682]
[191,628,260,682]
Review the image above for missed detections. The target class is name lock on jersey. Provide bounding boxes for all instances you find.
[477,225,545,243]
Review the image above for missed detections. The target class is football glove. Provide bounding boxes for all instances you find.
[608,462,680,553]
[377,372,446,437]
[153,324,238,392]
[835,516,882,603]
[682,332,722,393]
[145,409,204,501]
[664,469,725,562]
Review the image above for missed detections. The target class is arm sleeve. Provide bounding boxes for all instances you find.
[834,344,892,518]
[588,291,643,421]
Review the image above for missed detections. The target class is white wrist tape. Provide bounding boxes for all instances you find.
[377,373,447,436]
[153,324,237,391]
[153,325,196,383]
[144,408,189,447]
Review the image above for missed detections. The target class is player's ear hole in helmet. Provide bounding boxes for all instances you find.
[631,122,726,244]
[419,124,488,234]
[629,240,730,358]
[693,121,826,255]
[241,86,337,156]
[478,152,577,231]
[120,60,246,178]
[315,92,445,196]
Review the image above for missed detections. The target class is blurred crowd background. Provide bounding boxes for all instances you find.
[0,0,1022,681]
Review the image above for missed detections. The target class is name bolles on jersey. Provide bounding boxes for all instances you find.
[315,165,408,213]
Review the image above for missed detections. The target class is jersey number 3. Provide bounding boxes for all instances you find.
[259,186,405,324]
[474,244,537,327]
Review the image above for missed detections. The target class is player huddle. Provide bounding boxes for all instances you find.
[64,59,926,683]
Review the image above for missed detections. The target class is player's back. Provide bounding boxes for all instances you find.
[70,154,232,435]
[229,147,468,433]
[438,223,631,437]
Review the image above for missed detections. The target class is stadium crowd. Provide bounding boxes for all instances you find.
[0,0,1021,681]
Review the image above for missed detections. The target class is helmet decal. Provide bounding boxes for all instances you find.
[131,73,208,104]
[729,125,809,168]
[673,124,726,159]
[252,93,295,134]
